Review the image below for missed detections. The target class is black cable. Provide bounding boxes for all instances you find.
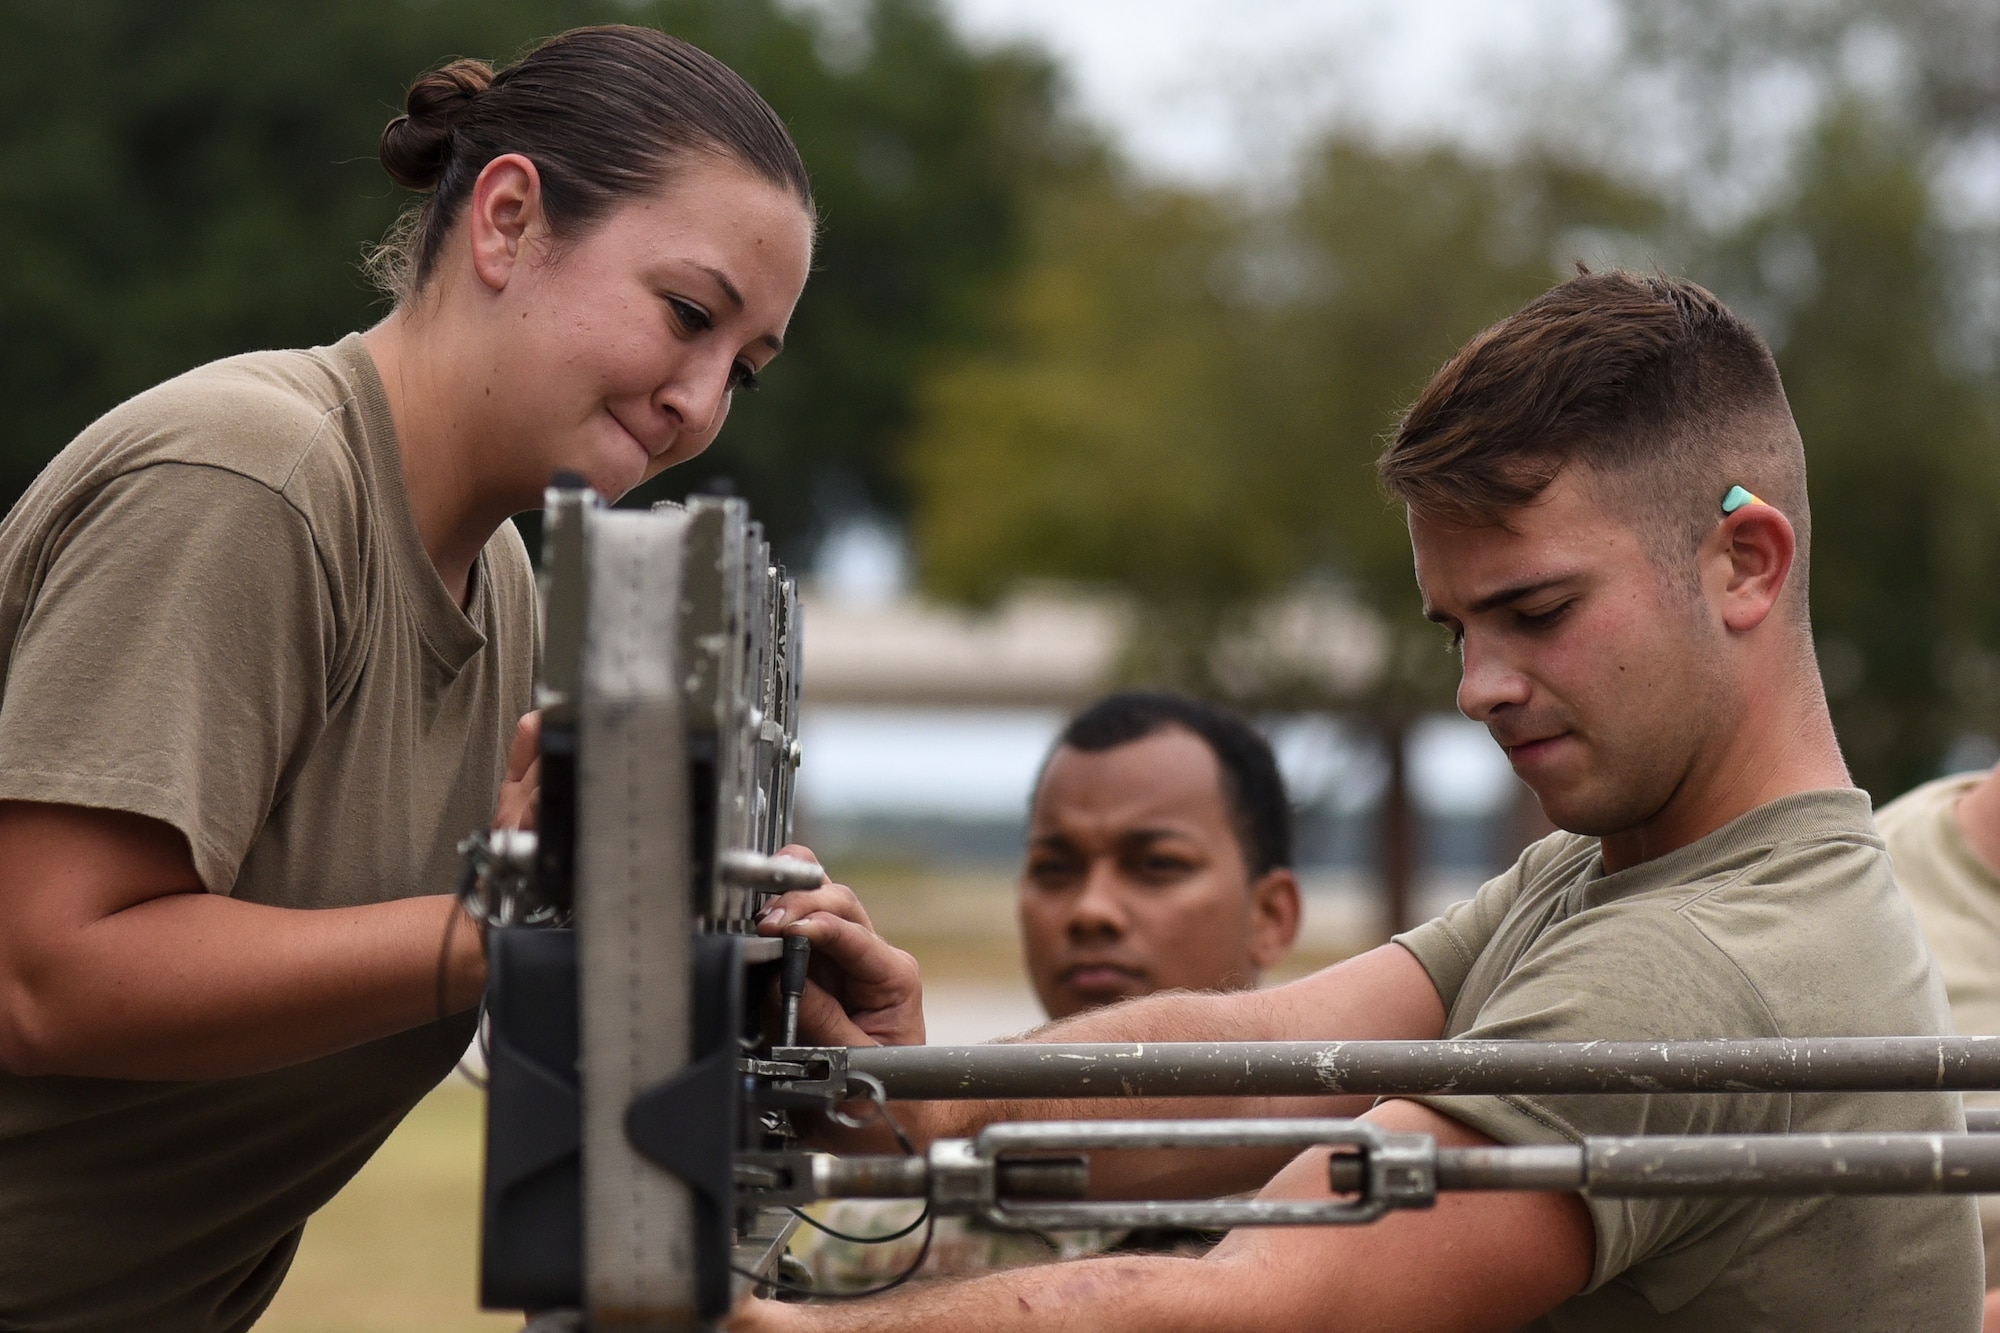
[435,875,468,1027]
[786,1202,929,1245]
[738,1072,935,1299]
[730,1212,933,1302]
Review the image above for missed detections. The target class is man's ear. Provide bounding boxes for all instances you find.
[1247,867,1302,970]
[466,153,548,294]
[1708,503,1797,634]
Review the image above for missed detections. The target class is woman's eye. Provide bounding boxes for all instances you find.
[728,360,761,393]
[667,297,711,334]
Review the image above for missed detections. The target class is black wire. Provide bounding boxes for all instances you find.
[435,885,464,1028]
[738,1073,935,1299]
[731,1212,934,1302]
[786,1203,929,1245]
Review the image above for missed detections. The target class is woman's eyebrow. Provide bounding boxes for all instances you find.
[697,264,744,311]
[694,263,783,354]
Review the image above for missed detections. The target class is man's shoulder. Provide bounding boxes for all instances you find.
[1479,792,1938,1037]
[1875,772,1980,876]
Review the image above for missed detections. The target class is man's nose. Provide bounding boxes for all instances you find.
[1456,634,1531,721]
[1065,862,1129,939]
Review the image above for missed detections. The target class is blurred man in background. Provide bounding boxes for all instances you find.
[794,691,1302,1287]
[1878,765,2000,1331]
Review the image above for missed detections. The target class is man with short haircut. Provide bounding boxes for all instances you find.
[1017,691,1302,1022]
[746,272,1982,1331]
[797,691,1301,1286]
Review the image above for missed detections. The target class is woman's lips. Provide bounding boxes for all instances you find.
[609,410,667,461]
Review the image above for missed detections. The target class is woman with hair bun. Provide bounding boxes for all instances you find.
[0,25,813,1331]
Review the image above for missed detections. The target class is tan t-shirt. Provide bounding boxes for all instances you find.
[1878,772,2000,1277]
[0,335,536,1332]
[1394,788,1982,1332]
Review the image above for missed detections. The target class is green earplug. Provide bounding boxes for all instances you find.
[1721,485,1763,515]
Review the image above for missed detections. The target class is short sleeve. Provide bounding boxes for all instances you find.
[1393,850,1535,1010]
[0,463,335,893]
[1403,905,1784,1301]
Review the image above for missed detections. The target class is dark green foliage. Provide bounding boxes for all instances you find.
[1707,108,2000,797]
[0,0,1070,559]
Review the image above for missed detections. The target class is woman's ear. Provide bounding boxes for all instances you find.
[1247,866,1303,970]
[465,153,547,293]
[1709,502,1797,634]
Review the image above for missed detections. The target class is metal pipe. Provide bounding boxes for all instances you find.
[1582,1132,2000,1196]
[846,1037,2000,1100]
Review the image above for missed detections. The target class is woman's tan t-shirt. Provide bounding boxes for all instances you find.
[0,334,536,1331]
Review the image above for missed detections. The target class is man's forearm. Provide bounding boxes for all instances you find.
[3,892,484,1080]
[745,1253,1242,1333]
[843,947,1440,1200]
[911,945,1440,1159]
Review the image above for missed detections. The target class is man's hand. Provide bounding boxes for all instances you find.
[756,845,924,1049]
[493,711,541,831]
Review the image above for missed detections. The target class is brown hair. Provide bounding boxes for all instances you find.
[369,25,813,301]
[1379,270,1810,600]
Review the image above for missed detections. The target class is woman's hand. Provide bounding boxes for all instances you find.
[756,845,925,1049]
[493,711,541,831]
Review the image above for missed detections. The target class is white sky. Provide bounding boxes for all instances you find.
[799,706,1516,819]
[937,0,1622,185]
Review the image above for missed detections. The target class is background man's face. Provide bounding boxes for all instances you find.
[1410,468,1735,838]
[1017,726,1297,1020]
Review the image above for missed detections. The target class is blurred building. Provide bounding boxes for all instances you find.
[794,551,1528,967]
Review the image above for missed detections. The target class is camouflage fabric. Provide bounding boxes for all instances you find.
[790,1199,1218,1292]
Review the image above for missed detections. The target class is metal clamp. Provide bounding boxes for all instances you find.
[456,829,563,928]
[963,1118,1436,1230]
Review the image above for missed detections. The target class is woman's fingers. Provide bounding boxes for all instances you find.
[758,879,873,934]
[783,915,925,1047]
[506,711,541,781]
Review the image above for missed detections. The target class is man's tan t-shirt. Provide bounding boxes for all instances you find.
[1878,772,2000,1278]
[1393,789,1982,1332]
[0,335,536,1332]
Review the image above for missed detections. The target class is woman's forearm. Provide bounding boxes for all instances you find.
[3,888,484,1080]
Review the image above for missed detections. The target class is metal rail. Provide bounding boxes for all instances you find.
[761,1121,2000,1234]
[840,1036,2000,1100]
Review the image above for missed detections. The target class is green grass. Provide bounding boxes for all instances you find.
[256,1079,518,1333]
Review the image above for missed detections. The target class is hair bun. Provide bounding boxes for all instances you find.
[380,58,494,191]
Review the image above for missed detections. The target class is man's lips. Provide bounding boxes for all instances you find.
[1060,963,1146,994]
[1501,733,1570,767]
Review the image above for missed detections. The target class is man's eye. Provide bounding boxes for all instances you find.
[1520,603,1571,631]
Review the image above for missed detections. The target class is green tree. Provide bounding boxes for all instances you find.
[1706,106,2000,797]
[0,0,1070,558]
[907,138,1656,925]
